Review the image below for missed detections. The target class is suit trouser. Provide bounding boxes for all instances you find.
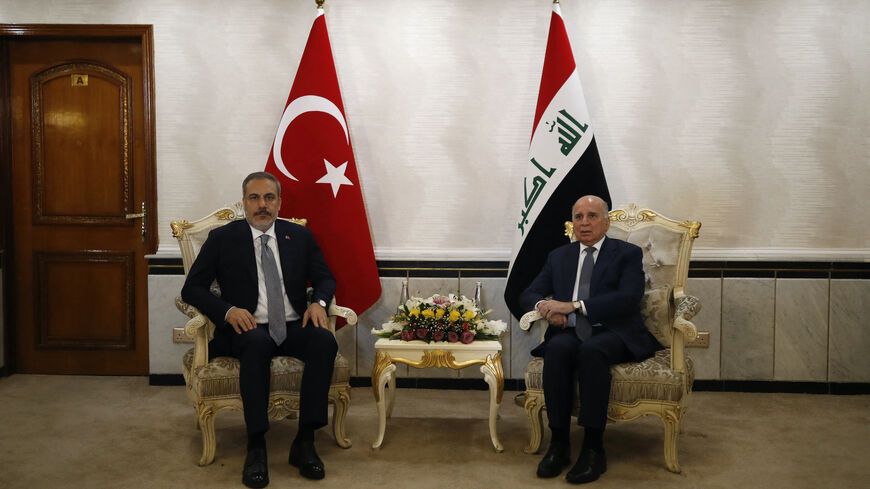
[211,320,338,436]
[542,327,631,431]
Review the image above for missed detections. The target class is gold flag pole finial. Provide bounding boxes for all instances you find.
[316,0,325,8]
[553,0,559,4]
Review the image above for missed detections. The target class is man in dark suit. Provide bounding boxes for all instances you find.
[182,171,337,488]
[520,195,661,484]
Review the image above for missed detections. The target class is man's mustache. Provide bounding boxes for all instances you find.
[255,209,272,217]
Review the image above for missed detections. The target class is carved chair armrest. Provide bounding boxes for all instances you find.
[520,310,551,342]
[668,292,702,375]
[175,296,211,369]
[328,302,358,326]
[323,299,358,335]
[175,296,201,320]
[672,294,701,341]
[520,310,542,331]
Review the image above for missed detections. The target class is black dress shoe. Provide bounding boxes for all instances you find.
[242,446,269,488]
[289,437,325,480]
[565,446,606,484]
[536,440,571,478]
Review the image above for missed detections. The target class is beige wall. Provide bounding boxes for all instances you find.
[3,0,868,377]
[2,0,868,261]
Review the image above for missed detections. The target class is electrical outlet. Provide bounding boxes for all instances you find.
[173,327,193,344]
[687,331,710,348]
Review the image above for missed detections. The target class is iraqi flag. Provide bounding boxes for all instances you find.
[504,2,611,320]
[265,7,381,321]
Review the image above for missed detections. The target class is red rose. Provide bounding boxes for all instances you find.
[416,328,429,340]
[401,330,415,341]
[462,322,469,330]
[461,331,474,344]
[431,330,445,342]
[447,331,459,343]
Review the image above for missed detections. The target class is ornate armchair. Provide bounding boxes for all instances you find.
[520,204,701,473]
[171,202,358,466]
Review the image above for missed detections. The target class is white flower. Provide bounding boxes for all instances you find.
[479,319,507,336]
[375,321,405,335]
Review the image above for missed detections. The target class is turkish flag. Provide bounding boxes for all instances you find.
[265,8,381,323]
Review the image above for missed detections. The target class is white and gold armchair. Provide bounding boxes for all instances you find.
[172,202,358,466]
[520,204,701,473]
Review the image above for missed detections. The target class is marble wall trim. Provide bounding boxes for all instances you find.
[693,380,870,395]
[148,262,870,382]
[149,257,870,279]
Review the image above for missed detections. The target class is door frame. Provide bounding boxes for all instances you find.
[0,24,157,374]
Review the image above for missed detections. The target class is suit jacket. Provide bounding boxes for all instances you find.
[181,218,336,351]
[519,236,661,360]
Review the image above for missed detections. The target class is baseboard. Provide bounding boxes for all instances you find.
[693,380,870,395]
[149,374,185,386]
[349,376,525,391]
[149,374,869,394]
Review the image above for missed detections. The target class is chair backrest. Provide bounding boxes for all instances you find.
[564,203,700,296]
[171,202,307,275]
[564,204,701,347]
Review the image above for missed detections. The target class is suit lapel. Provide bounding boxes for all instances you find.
[275,220,295,281]
[590,237,616,295]
[562,242,582,298]
[235,220,258,284]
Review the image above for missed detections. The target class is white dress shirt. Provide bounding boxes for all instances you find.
[571,236,606,315]
[250,223,299,323]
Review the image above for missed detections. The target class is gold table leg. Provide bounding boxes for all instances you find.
[371,351,396,449]
[481,352,505,452]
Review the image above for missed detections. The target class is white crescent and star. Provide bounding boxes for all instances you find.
[271,94,354,198]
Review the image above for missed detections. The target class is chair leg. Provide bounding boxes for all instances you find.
[197,405,217,466]
[662,408,681,473]
[331,386,352,448]
[523,390,545,454]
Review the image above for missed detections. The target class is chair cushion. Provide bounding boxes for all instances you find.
[525,349,693,404]
[183,349,350,399]
[640,286,673,347]
[610,349,693,403]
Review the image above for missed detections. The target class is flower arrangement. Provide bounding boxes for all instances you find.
[373,294,507,343]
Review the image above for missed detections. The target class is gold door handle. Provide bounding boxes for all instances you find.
[125,202,146,242]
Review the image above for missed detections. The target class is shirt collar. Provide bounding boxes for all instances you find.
[584,236,606,254]
[249,222,277,242]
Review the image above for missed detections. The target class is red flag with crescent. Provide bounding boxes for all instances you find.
[265,8,381,322]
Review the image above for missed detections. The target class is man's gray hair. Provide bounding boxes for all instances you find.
[242,171,281,197]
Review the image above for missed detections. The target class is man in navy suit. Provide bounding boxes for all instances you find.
[182,171,337,487]
[520,195,662,484]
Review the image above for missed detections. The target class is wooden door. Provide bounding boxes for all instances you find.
[1,25,156,374]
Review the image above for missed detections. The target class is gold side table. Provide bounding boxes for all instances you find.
[370,338,504,452]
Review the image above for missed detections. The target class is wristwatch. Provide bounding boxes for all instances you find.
[572,301,582,312]
[317,299,327,308]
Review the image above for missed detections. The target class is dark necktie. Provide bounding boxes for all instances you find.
[574,246,595,341]
[260,234,286,345]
